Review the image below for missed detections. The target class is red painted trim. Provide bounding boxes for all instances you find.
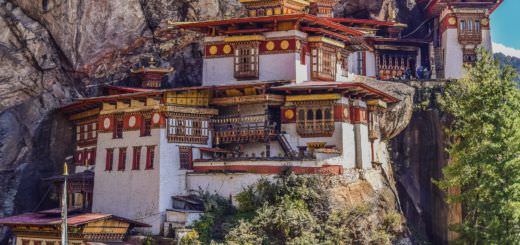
[176,14,364,36]
[300,27,351,42]
[327,17,402,27]
[192,165,343,175]
[281,108,296,123]
[362,51,367,76]
[490,0,503,14]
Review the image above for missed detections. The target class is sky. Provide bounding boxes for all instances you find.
[491,0,520,58]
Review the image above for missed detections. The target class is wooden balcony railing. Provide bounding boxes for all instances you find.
[296,119,335,137]
[213,114,277,144]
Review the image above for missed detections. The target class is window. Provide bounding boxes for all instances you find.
[311,44,337,80]
[141,117,152,136]
[118,148,127,171]
[234,43,259,79]
[45,242,56,245]
[132,146,141,170]
[179,146,193,170]
[42,0,48,11]
[105,149,114,171]
[357,51,365,75]
[33,241,42,245]
[113,118,123,139]
[167,116,209,144]
[296,104,335,137]
[22,240,30,245]
[146,145,156,170]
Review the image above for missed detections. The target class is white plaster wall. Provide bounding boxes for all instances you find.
[203,57,234,85]
[187,173,275,201]
[93,129,162,234]
[158,130,211,222]
[366,51,376,77]
[202,53,299,86]
[281,122,343,151]
[481,30,492,52]
[240,141,284,158]
[443,28,464,79]
[341,123,356,169]
[296,55,310,83]
[359,124,372,169]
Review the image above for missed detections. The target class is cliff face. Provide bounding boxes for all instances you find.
[0,0,445,243]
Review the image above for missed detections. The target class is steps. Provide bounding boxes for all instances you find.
[276,134,297,158]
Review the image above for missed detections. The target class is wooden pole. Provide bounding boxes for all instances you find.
[61,163,68,245]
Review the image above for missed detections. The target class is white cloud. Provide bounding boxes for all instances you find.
[493,42,520,58]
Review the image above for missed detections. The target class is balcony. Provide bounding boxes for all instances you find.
[213,114,278,144]
[296,119,335,137]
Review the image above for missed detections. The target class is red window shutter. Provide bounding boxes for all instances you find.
[300,47,306,65]
[118,148,126,171]
[90,149,96,165]
[105,149,113,171]
[146,146,155,170]
[132,147,141,170]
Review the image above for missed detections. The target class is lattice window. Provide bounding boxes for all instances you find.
[167,116,209,144]
[463,49,477,64]
[234,43,259,79]
[311,44,337,80]
[179,146,193,170]
[296,103,335,137]
[141,117,152,136]
[76,121,97,146]
[457,15,483,44]
[113,117,123,139]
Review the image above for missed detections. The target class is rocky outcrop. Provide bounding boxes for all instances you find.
[390,82,454,244]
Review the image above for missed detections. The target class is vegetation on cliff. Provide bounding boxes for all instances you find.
[436,50,520,243]
[184,173,403,244]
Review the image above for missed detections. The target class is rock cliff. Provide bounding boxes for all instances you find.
[0,0,445,244]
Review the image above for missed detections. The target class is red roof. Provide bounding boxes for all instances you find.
[0,211,150,227]
[271,81,400,103]
[327,17,406,28]
[175,14,365,37]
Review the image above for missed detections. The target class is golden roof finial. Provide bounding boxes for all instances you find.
[63,162,69,176]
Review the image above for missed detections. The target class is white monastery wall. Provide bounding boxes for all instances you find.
[187,173,275,202]
[158,130,211,221]
[93,129,162,234]
[340,123,356,169]
[281,122,343,150]
[442,28,464,79]
[481,29,492,52]
[240,141,284,158]
[296,55,310,83]
[365,51,376,77]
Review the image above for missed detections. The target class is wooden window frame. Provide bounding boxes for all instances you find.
[132,146,141,170]
[140,117,152,137]
[179,146,193,170]
[167,115,209,144]
[113,117,123,139]
[296,103,335,137]
[105,148,114,171]
[146,145,156,170]
[310,43,337,81]
[118,147,127,171]
[233,42,259,80]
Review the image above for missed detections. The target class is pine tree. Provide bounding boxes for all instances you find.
[436,49,520,243]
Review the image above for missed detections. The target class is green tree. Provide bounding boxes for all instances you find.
[436,49,520,243]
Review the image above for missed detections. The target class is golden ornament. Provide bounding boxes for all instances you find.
[284,109,295,120]
[448,17,457,25]
[266,41,275,51]
[280,40,290,50]
[223,44,232,54]
[209,45,218,55]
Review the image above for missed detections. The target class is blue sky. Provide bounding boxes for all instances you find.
[491,0,520,57]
